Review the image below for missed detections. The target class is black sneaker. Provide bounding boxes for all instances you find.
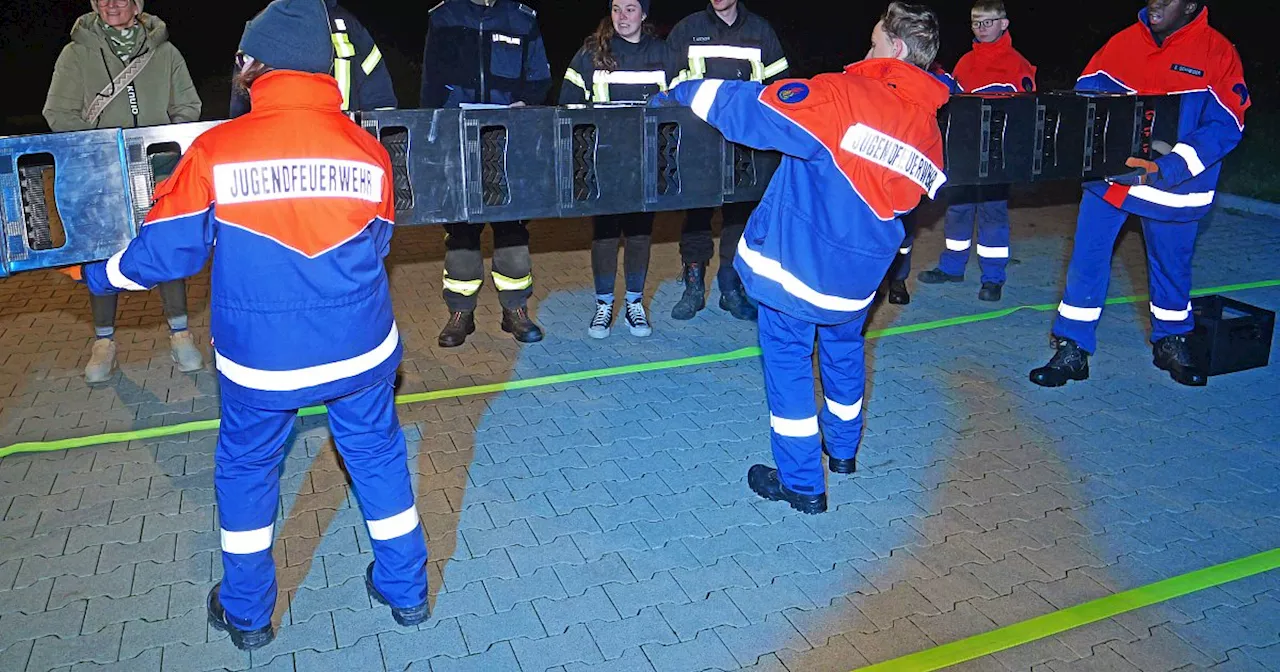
[978,282,1003,302]
[1153,334,1207,387]
[624,299,652,337]
[501,306,544,343]
[366,562,430,627]
[917,268,964,284]
[1029,337,1090,387]
[886,280,910,305]
[207,584,275,651]
[437,311,475,348]
[747,464,827,514]
[588,300,613,339]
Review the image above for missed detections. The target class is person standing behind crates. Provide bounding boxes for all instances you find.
[915,0,1035,302]
[230,0,397,117]
[77,0,431,649]
[43,0,204,384]
[560,0,682,339]
[664,0,789,322]
[420,0,553,347]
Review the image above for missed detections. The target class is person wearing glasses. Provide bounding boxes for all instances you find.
[915,0,1036,303]
[1031,0,1248,388]
[560,0,681,338]
[43,0,204,383]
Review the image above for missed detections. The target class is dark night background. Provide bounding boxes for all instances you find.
[1,1,1276,136]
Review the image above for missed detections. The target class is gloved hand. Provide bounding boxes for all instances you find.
[1105,156,1160,186]
[647,90,676,108]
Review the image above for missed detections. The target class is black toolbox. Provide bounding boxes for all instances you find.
[1189,295,1275,376]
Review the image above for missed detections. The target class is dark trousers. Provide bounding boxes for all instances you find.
[442,221,533,311]
[591,212,654,297]
[679,201,756,293]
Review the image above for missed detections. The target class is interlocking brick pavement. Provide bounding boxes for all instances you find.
[2,187,1279,671]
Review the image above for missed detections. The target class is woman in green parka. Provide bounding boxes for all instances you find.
[43,0,205,384]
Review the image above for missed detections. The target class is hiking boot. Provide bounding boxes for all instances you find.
[502,306,544,343]
[366,562,430,627]
[719,286,758,321]
[588,300,613,339]
[917,268,964,284]
[624,299,652,337]
[1029,337,1090,387]
[978,282,1003,302]
[84,338,117,384]
[437,311,475,348]
[207,584,274,651]
[670,262,706,321]
[170,331,204,372]
[1153,334,1207,387]
[886,279,910,305]
[747,464,827,514]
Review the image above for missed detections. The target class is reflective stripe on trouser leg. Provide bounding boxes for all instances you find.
[443,223,485,312]
[327,377,427,608]
[492,221,533,309]
[975,199,1011,285]
[757,304,824,495]
[1052,190,1130,354]
[817,311,869,461]
[938,203,976,276]
[1142,217,1199,343]
[215,398,297,631]
[891,211,917,281]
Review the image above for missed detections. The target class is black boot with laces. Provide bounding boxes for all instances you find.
[1029,337,1090,387]
[1152,334,1207,386]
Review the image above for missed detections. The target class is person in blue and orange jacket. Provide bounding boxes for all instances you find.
[884,59,961,306]
[78,0,430,650]
[653,2,948,514]
[917,0,1035,302]
[1031,0,1248,388]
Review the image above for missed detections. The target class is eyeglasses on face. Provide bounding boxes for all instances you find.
[971,17,1006,28]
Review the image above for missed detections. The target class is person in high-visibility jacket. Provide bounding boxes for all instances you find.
[78,0,429,649]
[560,0,682,339]
[916,0,1035,302]
[1031,0,1248,388]
[421,0,553,347]
[229,0,397,116]
[653,2,948,514]
[664,0,790,322]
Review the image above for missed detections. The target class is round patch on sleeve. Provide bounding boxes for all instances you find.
[776,82,809,104]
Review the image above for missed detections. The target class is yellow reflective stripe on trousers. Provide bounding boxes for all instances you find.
[362,45,383,76]
[333,58,352,111]
[442,272,483,296]
[492,271,533,291]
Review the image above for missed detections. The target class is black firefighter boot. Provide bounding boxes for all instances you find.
[1029,336,1090,387]
[502,305,544,343]
[207,584,275,651]
[1152,334,1207,386]
[719,278,758,321]
[671,261,707,320]
[437,311,476,348]
[887,279,910,305]
[747,465,827,514]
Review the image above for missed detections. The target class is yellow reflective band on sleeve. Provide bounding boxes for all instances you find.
[491,271,533,291]
[592,79,611,103]
[749,58,764,82]
[763,57,789,79]
[670,70,691,86]
[333,58,352,111]
[362,46,383,76]
[564,67,589,97]
[331,32,357,58]
[442,272,483,296]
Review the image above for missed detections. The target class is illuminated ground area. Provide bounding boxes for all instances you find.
[1,188,1277,671]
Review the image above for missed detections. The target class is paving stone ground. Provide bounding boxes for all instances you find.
[1,183,1278,672]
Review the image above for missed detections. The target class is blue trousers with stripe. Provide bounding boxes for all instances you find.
[937,186,1012,284]
[890,209,917,282]
[758,304,868,496]
[1052,190,1199,354]
[215,376,428,631]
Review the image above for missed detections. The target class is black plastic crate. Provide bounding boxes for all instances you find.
[1189,295,1275,376]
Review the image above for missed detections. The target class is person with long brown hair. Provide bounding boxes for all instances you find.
[561,0,680,338]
